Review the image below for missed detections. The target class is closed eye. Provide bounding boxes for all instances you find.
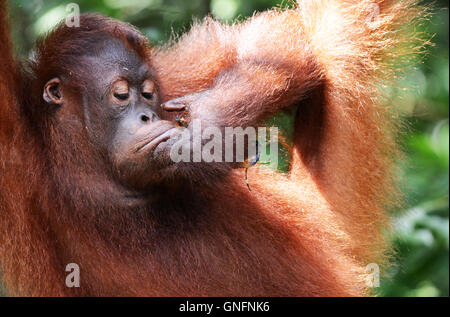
[142,92,153,100]
[114,93,130,101]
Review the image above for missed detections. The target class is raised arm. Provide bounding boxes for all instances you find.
[157,9,322,128]
[156,0,428,261]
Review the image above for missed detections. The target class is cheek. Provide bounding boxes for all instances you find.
[85,117,115,154]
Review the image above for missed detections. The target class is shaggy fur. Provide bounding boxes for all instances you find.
[0,0,428,296]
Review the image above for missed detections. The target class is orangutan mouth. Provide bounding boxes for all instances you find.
[136,127,177,153]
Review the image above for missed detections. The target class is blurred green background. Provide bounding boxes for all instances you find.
[7,0,449,297]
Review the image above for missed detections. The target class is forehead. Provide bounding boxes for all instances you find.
[82,37,150,82]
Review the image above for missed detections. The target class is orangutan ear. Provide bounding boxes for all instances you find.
[43,78,63,105]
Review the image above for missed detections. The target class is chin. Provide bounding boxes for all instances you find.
[151,159,232,191]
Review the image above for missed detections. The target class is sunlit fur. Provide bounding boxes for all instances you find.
[0,0,429,296]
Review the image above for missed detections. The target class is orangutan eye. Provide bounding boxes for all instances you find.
[142,79,155,100]
[112,80,129,101]
[142,92,153,100]
[114,93,130,101]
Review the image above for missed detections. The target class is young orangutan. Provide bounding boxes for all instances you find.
[0,0,428,296]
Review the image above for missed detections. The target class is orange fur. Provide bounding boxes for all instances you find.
[154,0,429,269]
[0,0,429,296]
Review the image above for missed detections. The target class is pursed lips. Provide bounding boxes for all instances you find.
[135,121,178,153]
